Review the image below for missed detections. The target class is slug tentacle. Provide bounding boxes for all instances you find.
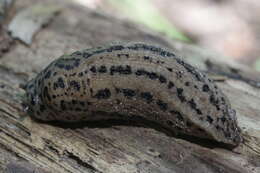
[24,42,242,146]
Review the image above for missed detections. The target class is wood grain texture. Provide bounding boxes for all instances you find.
[0,0,259,172]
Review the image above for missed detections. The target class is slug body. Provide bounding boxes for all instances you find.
[25,42,242,146]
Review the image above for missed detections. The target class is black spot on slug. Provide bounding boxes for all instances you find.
[167,68,173,72]
[188,99,196,110]
[78,72,84,77]
[188,99,202,115]
[140,92,153,103]
[202,84,210,92]
[44,71,51,79]
[127,43,175,57]
[117,53,129,58]
[94,88,111,99]
[43,87,51,101]
[135,69,147,76]
[69,81,80,91]
[185,82,190,86]
[221,116,226,124]
[156,100,168,111]
[143,56,150,60]
[71,51,82,56]
[159,75,167,83]
[175,58,203,82]
[82,52,92,58]
[196,109,202,115]
[117,88,136,98]
[176,115,183,122]
[209,95,220,110]
[110,65,132,75]
[98,66,107,73]
[57,77,65,89]
[168,81,174,89]
[206,116,213,124]
[135,69,168,83]
[170,110,184,121]
[55,58,80,71]
[90,66,97,73]
[148,72,158,80]
[177,88,186,102]
[108,45,125,51]
[176,71,183,79]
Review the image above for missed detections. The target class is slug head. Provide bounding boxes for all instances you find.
[24,76,55,121]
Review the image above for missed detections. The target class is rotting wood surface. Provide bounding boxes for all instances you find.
[0,0,259,173]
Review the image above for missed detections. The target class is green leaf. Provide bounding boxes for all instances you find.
[108,0,190,42]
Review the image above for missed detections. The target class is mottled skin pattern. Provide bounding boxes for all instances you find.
[25,42,242,146]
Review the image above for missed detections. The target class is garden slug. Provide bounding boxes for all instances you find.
[24,42,242,146]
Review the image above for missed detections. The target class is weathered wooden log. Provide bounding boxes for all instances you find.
[0,0,259,172]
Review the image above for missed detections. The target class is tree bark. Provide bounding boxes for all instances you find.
[0,0,259,173]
